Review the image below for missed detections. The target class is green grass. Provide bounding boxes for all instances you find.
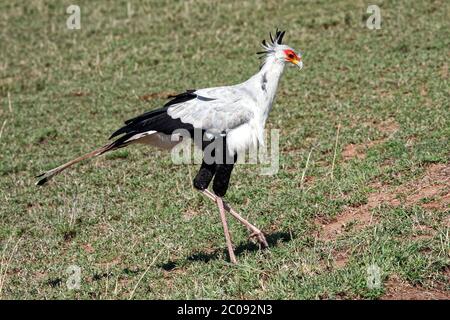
[0,0,449,299]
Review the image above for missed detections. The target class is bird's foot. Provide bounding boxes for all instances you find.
[249,230,269,249]
[199,189,268,250]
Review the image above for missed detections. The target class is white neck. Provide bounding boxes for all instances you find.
[250,54,286,120]
[259,54,286,78]
[256,55,285,122]
[228,54,287,150]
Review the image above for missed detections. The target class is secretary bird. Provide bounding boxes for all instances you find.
[37,30,303,264]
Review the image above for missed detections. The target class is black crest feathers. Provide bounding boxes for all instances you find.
[274,29,286,44]
[268,28,286,45]
[257,29,286,56]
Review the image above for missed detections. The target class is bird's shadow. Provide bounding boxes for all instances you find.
[159,230,294,271]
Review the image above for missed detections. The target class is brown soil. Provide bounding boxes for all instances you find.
[316,163,449,241]
[342,119,399,161]
[183,208,201,221]
[316,207,374,241]
[82,243,95,254]
[342,143,367,160]
[411,225,435,240]
[397,164,450,211]
[333,250,349,268]
[67,91,90,97]
[441,62,448,79]
[96,256,122,268]
[381,275,450,300]
[375,119,400,135]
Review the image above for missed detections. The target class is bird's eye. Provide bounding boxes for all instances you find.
[283,49,297,60]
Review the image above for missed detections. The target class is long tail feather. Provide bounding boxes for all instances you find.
[36,143,116,186]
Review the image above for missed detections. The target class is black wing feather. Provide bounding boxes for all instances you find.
[109,90,197,140]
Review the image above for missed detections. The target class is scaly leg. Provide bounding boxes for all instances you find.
[201,189,268,248]
[216,196,237,264]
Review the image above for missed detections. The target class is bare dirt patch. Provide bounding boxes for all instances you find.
[342,119,399,161]
[397,164,450,211]
[316,207,374,241]
[342,143,366,160]
[95,256,122,268]
[333,250,349,268]
[441,62,449,79]
[316,184,396,240]
[376,119,400,136]
[411,225,435,240]
[381,275,450,300]
[82,243,95,254]
[316,163,449,241]
[341,140,381,160]
[183,208,201,221]
[373,164,449,211]
[66,91,91,97]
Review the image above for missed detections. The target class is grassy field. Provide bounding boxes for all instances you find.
[0,0,449,299]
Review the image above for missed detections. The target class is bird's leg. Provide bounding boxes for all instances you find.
[216,196,237,264]
[201,189,268,248]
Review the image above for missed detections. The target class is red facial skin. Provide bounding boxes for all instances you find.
[283,49,300,62]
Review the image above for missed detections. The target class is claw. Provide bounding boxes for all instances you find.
[249,231,269,248]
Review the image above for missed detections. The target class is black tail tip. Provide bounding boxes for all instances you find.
[36,176,48,186]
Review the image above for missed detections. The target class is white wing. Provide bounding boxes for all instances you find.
[167,86,255,135]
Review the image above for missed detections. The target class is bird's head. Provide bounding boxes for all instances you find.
[258,30,303,70]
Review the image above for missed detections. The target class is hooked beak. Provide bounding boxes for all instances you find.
[293,58,303,70]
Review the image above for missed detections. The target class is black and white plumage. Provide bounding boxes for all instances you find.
[36,30,303,264]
